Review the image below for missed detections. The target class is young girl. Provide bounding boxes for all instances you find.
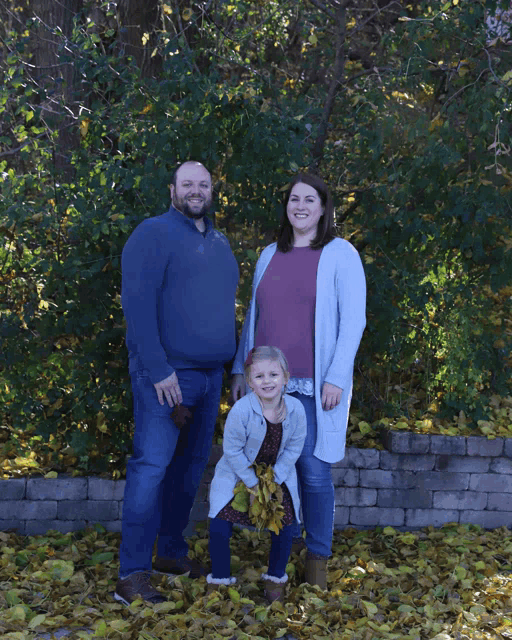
[207,346,307,603]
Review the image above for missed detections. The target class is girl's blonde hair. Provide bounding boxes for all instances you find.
[244,346,289,422]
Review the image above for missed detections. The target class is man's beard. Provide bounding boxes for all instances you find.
[174,195,211,219]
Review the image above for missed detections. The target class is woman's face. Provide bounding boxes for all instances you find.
[286,182,324,239]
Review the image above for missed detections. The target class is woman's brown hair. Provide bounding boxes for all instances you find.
[276,173,336,253]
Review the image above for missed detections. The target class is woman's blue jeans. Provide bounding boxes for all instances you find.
[119,367,223,578]
[289,392,335,558]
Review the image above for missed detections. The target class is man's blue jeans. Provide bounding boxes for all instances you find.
[289,392,335,558]
[119,367,223,578]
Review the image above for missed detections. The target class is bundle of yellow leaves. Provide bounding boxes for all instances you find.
[231,463,285,534]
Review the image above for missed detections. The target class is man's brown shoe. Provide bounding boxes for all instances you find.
[114,571,166,606]
[153,555,208,578]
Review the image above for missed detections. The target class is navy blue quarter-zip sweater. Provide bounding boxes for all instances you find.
[121,206,239,384]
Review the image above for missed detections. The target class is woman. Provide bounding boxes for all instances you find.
[231,173,366,589]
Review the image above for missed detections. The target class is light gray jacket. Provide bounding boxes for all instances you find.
[208,392,307,522]
[232,238,366,463]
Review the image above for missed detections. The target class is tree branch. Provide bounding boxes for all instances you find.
[347,0,402,38]
[308,0,335,20]
[311,2,347,167]
[0,133,48,158]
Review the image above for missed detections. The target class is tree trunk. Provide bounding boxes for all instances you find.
[30,0,83,177]
[311,1,347,169]
[117,0,163,78]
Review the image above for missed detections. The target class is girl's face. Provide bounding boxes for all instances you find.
[248,358,288,403]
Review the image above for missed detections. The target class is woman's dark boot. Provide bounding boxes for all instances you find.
[304,551,328,589]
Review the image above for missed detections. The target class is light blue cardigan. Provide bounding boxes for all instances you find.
[232,238,366,463]
[208,392,307,521]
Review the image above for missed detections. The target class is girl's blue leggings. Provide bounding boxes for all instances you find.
[209,517,295,579]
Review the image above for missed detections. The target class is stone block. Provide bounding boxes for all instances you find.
[488,493,512,511]
[467,437,503,457]
[380,451,435,471]
[504,439,512,458]
[0,501,57,520]
[209,445,223,466]
[27,477,87,501]
[88,478,125,501]
[337,448,379,469]
[433,491,487,510]
[189,500,209,523]
[334,507,350,528]
[57,500,119,521]
[200,467,215,484]
[469,474,512,493]
[25,520,87,535]
[415,472,470,491]
[430,436,466,456]
[331,468,359,487]
[460,510,512,529]
[0,520,24,533]
[378,489,432,509]
[490,458,512,474]
[96,520,122,533]
[350,507,404,527]
[435,456,490,473]
[359,470,415,489]
[0,479,26,500]
[335,487,377,507]
[195,482,210,501]
[383,431,430,454]
[405,509,459,528]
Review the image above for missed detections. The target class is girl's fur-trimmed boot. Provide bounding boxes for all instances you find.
[261,572,288,603]
[305,551,328,590]
[206,574,236,595]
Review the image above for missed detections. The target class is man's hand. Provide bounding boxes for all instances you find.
[231,374,246,403]
[321,382,343,411]
[154,372,182,408]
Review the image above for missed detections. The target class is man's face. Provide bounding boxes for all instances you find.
[171,164,212,219]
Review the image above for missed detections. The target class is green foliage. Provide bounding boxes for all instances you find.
[0,0,511,474]
[0,10,309,472]
[319,0,512,420]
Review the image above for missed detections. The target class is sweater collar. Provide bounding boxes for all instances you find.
[166,205,213,233]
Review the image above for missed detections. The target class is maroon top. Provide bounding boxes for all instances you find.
[255,246,321,378]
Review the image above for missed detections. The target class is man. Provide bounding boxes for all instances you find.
[115,161,239,605]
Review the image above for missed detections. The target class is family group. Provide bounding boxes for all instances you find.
[114,161,366,606]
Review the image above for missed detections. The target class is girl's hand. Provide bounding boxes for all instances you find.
[321,382,343,411]
[231,374,246,403]
[248,483,259,506]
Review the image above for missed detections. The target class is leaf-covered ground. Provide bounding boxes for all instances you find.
[2,523,512,640]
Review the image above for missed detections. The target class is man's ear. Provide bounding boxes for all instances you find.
[170,184,175,201]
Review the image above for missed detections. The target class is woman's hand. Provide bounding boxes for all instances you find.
[321,382,343,411]
[231,374,246,403]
